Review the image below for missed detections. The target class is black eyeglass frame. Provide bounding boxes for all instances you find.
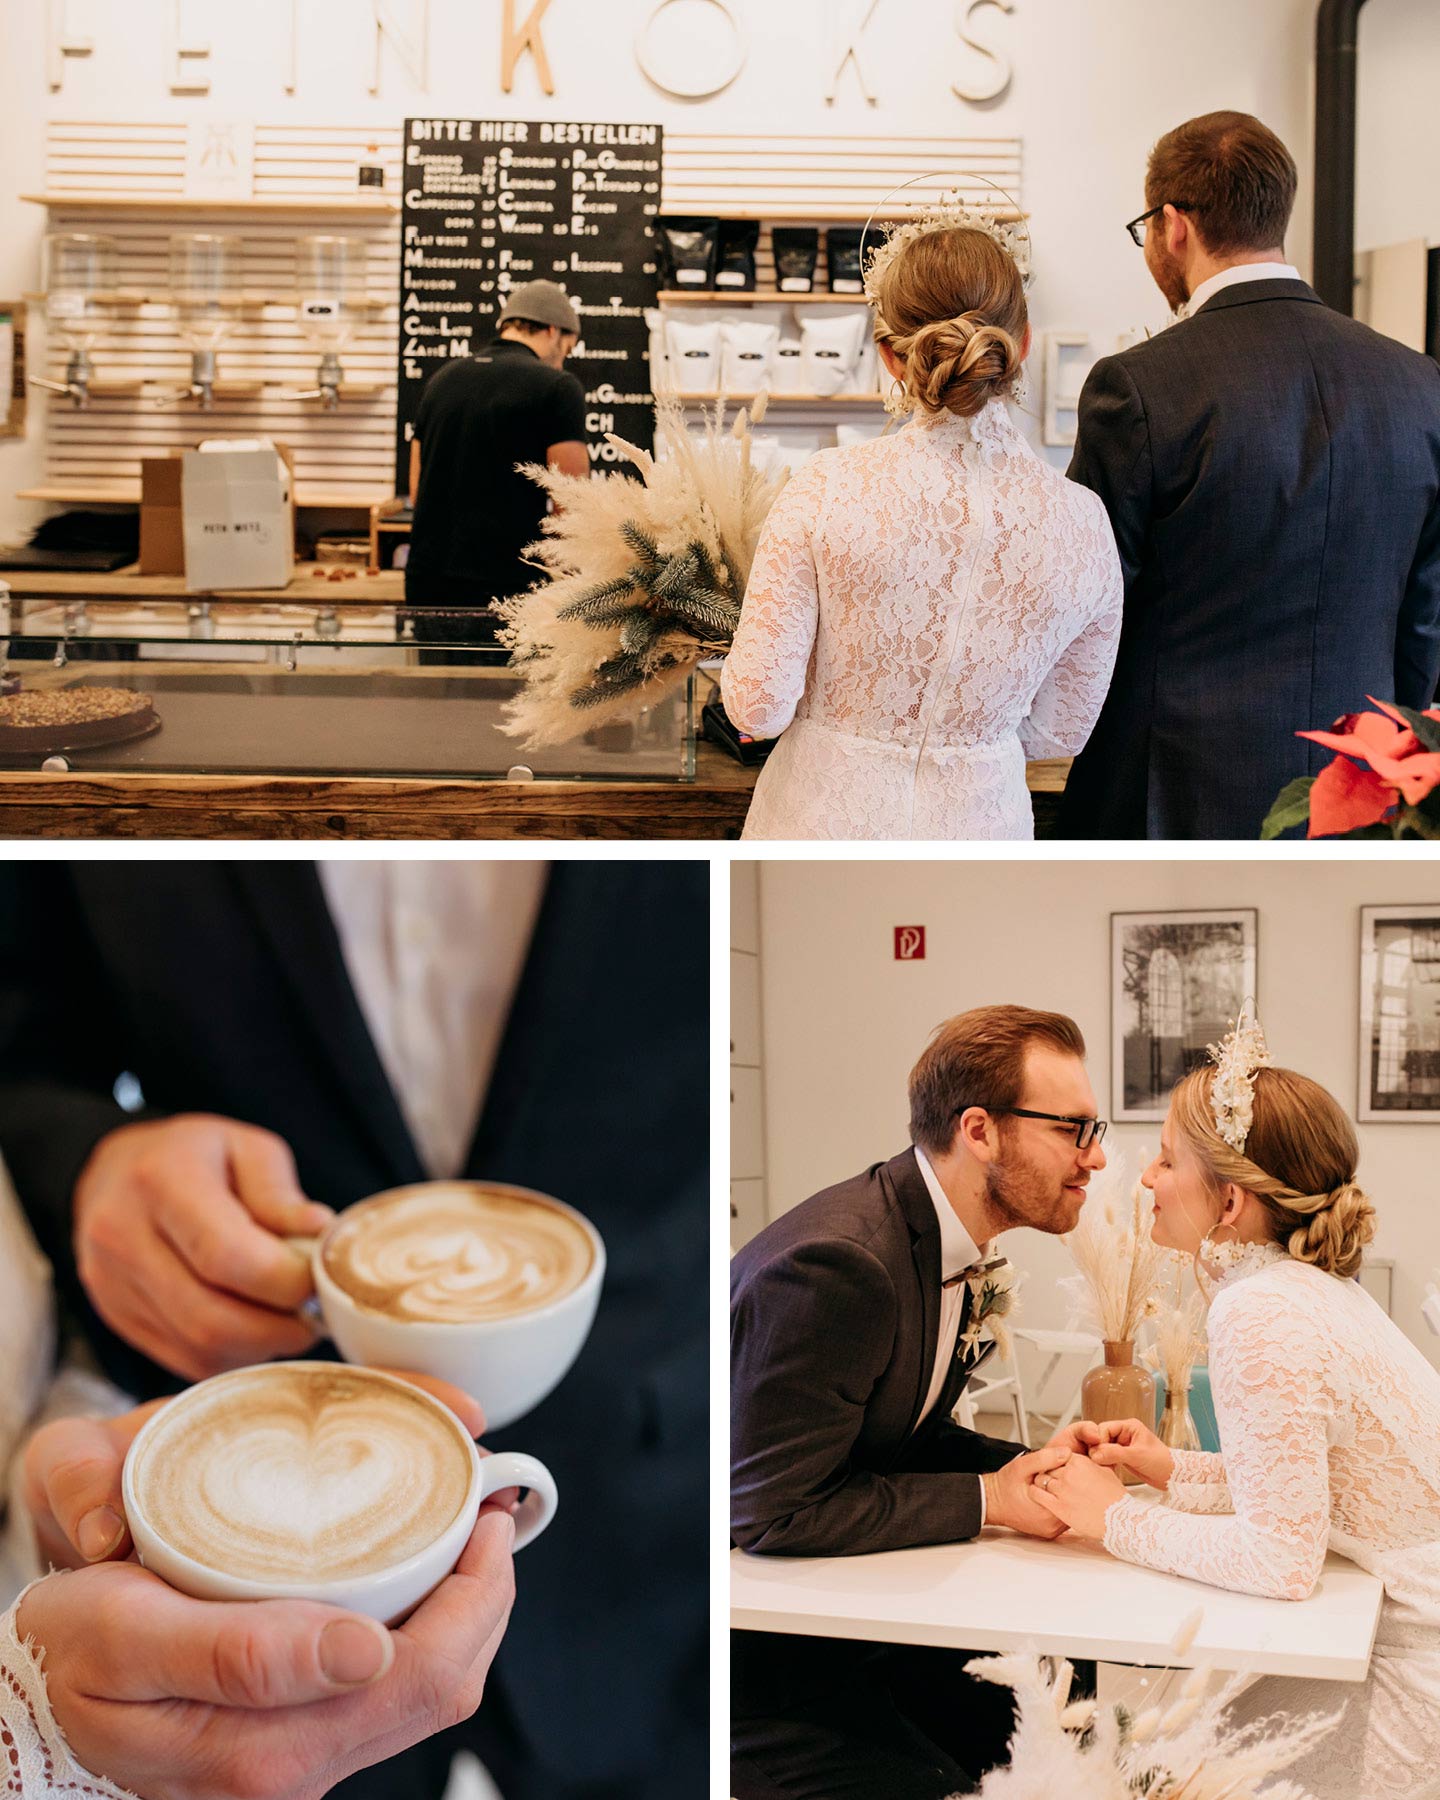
[954,1104,1108,1150]
[1125,201,1195,249]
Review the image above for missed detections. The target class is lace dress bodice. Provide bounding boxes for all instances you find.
[720,401,1122,840]
[1104,1246,1440,1799]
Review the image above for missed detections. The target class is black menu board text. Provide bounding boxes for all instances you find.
[396,118,662,492]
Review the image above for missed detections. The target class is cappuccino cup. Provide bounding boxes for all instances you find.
[310,1182,605,1431]
[122,1362,557,1624]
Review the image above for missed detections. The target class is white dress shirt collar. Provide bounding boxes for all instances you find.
[1187,260,1303,318]
[913,1146,984,1281]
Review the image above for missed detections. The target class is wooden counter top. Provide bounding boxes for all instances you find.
[3,563,404,604]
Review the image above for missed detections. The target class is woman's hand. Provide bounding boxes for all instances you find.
[15,1509,515,1800]
[1082,1417,1174,1490]
[1028,1453,1129,1542]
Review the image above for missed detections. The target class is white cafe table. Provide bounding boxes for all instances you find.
[731,1519,1384,1682]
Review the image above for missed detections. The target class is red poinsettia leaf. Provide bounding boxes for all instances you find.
[1307,754,1396,838]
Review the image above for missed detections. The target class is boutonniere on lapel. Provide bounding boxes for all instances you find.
[954,1253,1019,1365]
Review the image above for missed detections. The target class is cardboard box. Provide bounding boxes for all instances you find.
[141,441,296,587]
[182,441,295,592]
[139,456,185,575]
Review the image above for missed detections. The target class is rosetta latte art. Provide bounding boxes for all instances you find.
[322,1185,594,1323]
[129,1367,472,1583]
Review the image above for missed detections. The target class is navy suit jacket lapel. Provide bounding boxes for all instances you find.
[227,863,423,1189]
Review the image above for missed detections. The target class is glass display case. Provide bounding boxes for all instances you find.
[2,600,697,784]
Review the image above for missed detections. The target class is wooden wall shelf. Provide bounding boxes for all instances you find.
[671,391,883,407]
[17,483,387,509]
[658,290,869,306]
[23,193,400,216]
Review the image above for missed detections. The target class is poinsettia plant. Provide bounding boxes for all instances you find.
[1261,699,1440,840]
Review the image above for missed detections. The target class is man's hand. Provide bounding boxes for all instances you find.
[23,1375,500,1572]
[981,1445,1074,1539]
[73,1114,336,1380]
[15,1507,516,1800]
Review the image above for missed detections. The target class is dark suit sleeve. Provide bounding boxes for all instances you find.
[1068,353,1153,591]
[1395,399,1440,707]
[0,869,157,1283]
[731,1238,988,1556]
[904,1415,1027,1476]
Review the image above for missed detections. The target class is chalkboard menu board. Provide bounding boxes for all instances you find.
[396,118,663,492]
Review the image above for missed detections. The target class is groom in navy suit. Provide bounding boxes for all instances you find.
[1061,111,1440,840]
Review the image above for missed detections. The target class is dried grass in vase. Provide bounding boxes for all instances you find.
[1060,1166,1168,1347]
[496,394,787,747]
[954,1612,1340,1800]
[1142,1261,1209,1452]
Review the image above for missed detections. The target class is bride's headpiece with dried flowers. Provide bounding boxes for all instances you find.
[862,187,1033,309]
[1206,1000,1272,1153]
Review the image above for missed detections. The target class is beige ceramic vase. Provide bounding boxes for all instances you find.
[1081,1340,1157,1486]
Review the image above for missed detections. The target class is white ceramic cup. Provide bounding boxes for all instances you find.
[122,1363,557,1625]
[309,1182,606,1432]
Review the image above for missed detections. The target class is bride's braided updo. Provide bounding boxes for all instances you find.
[872,227,1026,419]
[1169,1065,1376,1279]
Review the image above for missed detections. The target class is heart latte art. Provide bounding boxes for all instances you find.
[128,1367,474,1583]
[322,1185,595,1324]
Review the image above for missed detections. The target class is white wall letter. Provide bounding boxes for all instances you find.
[502,0,555,96]
[953,0,1015,105]
[168,0,212,95]
[635,0,746,101]
[47,0,92,93]
[371,0,429,96]
[824,0,879,105]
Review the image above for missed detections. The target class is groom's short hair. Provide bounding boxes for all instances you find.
[1146,111,1297,256]
[908,1005,1086,1157]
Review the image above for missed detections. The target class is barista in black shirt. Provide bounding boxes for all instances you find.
[405,280,589,642]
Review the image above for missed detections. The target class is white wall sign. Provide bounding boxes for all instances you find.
[953,0,1015,104]
[635,0,747,100]
[370,0,430,96]
[34,0,1018,109]
[824,0,880,105]
[46,0,93,93]
[168,0,212,96]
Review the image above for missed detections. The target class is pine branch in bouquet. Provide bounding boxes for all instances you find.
[497,396,787,746]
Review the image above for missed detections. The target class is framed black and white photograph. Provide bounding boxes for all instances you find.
[1358,906,1440,1122]
[1111,910,1259,1123]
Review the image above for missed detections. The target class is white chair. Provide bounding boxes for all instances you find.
[1011,1327,1103,1436]
[953,1341,1030,1447]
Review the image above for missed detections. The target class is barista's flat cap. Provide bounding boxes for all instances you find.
[498,280,581,334]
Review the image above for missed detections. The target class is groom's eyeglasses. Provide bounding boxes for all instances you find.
[1125,202,1194,248]
[957,1105,1108,1150]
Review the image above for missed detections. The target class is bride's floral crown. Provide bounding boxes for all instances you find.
[862,189,1033,314]
[1206,1000,1272,1152]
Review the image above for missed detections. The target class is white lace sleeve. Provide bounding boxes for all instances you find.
[1165,1448,1235,1514]
[721,470,821,740]
[1017,500,1123,759]
[1103,1288,1333,1599]
[0,1586,136,1798]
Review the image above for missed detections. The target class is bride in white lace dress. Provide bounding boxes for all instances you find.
[1035,1037,1440,1800]
[720,218,1122,841]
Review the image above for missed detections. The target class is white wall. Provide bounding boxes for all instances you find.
[750,857,1440,1371]
[0,0,1321,542]
[1358,0,1440,253]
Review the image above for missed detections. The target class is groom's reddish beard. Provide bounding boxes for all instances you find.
[1145,209,1191,311]
[983,1127,1081,1234]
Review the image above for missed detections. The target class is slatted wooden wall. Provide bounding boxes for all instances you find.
[31,122,403,507]
[27,124,1023,508]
